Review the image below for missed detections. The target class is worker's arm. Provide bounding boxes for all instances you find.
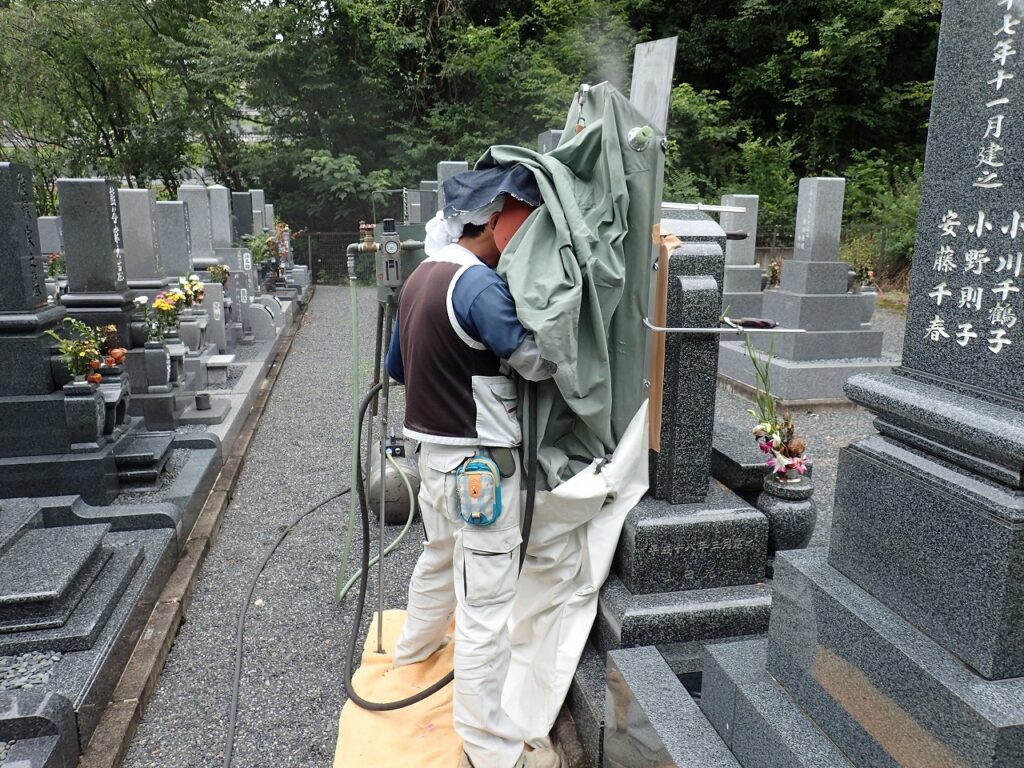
[454,268,556,382]
[385,313,405,384]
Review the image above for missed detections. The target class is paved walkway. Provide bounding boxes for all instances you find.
[123,286,906,766]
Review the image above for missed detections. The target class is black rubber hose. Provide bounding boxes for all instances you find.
[225,487,350,768]
[344,380,541,711]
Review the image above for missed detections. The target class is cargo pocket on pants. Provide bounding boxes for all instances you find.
[461,526,522,608]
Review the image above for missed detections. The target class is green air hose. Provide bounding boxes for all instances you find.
[336,452,417,602]
[336,272,364,601]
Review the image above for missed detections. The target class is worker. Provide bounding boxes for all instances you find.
[385,167,560,768]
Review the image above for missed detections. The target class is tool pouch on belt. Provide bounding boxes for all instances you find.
[455,454,503,526]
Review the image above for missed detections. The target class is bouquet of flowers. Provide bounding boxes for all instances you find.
[745,336,809,478]
[45,253,66,278]
[207,264,230,286]
[178,274,206,308]
[46,318,101,380]
[135,288,186,341]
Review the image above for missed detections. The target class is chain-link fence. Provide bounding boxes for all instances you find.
[293,231,377,285]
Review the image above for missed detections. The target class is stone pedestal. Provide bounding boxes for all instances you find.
[570,213,791,766]
[718,178,891,404]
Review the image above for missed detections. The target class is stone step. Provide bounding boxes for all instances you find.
[113,431,175,485]
[701,638,855,768]
[596,573,771,653]
[113,430,174,468]
[566,642,606,768]
[767,549,1024,768]
[0,525,111,631]
[0,544,143,655]
[604,646,740,768]
[614,486,767,595]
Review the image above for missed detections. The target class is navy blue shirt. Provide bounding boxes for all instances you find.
[386,264,528,384]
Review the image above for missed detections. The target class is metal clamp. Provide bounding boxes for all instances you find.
[643,318,806,335]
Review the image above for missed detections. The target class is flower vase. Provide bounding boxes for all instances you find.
[756,473,817,554]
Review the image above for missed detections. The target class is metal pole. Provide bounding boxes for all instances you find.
[306,235,312,279]
[376,299,394,654]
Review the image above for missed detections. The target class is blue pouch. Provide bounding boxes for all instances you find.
[455,454,503,526]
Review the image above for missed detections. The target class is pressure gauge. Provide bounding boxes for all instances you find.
[383,240,400,255]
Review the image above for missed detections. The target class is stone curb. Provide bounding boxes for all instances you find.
[78,287,314,768]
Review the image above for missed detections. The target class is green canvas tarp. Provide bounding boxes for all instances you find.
[478,82,660,486]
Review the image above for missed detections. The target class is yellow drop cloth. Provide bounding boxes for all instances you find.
[334,610,461,768]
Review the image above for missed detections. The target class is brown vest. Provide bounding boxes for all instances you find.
[399,249,519,446]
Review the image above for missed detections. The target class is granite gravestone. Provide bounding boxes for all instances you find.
[0,165,134,504]
[420,180,439,218]
[207,184,233,249]
[58,179,136,345]
[623,5,1024,768]
[264,203,275,229]
[155,201,193,278]
[717,178,890,403]
[250,188,266,233]
[177,184,217,268]
[719,194,763,319]
[118,189,165,291]
[537,129,563,154]
[38,216,63,256]
[231,192,254,240]
[436,161,469,211]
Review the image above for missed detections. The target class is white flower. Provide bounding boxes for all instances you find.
[134,295,148,305]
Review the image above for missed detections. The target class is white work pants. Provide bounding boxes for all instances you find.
[392,442,524,768]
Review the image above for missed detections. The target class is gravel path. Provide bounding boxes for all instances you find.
[124,286,421,768]
[123,291,907,766]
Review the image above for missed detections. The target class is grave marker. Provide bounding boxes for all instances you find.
[208,185,234,248]
[156,201,193,278]
[177,184,217,268]
[118,189,165,289]
[232,192,254,240]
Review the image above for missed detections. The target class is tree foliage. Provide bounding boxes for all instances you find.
[1,0,940,267]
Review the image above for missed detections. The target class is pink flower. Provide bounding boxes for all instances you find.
[767,452,792,474]
[789,456,808,475]
[758,440,773,454]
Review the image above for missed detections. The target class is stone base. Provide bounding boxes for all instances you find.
[614,485,767,595]
[751,329,884,362]
[179,396,232,426]
[0,447,120,506]
[0,688,78,768]
[829,434,1024,680]
[604,646,739,768]
[701,639,854,768]
[767,549,1024,768]
[718,341,893,404]
[41,529,176,752]
[128,392,181,431]
[596,573,771,652]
